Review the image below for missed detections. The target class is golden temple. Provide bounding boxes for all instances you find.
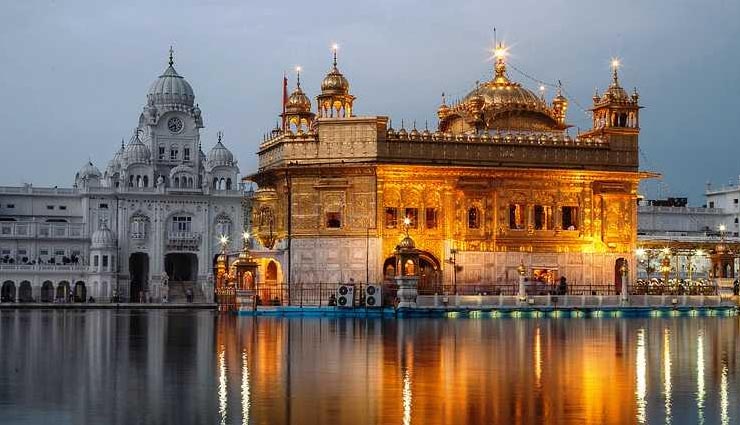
[245,41,646,295]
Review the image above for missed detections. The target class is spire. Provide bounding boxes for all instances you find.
[332,43,338,68]
[295,66,302,89]
[610,58,620,86]
[217,130,224,144]
[441,92,447,106]
[493,42,509,84]
[120,138,124,150]
[168,46,174,67]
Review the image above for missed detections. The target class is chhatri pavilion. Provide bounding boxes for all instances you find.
[245,41,647,296]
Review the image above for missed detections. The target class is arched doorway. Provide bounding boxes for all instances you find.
[56,281,70,302]
[18,281,32,302]
[261,261,279,305]
[129,253,149,302]
[615,258,628,294]
[1,281,16,302]
[74,281,87,302]
[381,252,441,293]
[41,281,54,302]
[165,253,198,282]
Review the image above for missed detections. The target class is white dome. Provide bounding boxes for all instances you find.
[124,133,151,165]
[78,161,101,180]
[147,64,195,107]
[107,141,125,172]
[91,223,116,248]
[207,141,234,169]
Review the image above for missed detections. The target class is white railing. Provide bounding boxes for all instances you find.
[0,222,86,239]
[0,264,86,271]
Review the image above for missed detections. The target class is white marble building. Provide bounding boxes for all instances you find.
[0,52,242,303]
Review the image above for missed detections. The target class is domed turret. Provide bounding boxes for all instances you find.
[282,68,315,133]
[316,45,355,118]
[77,161,102,180]
[124,131,151,165]
[147,48,195,107]
[207,133,235,169]
[91,222,116,248]
[107,139,125,172]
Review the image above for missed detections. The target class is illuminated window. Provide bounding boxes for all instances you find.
[562,206,579,230]
[405,208,418,228]
[509,204,524,229]
[468,207,480,229]
[534,205,553,230]
[385,207,398,228]
[425,208,437,229]
[326,212,341,228]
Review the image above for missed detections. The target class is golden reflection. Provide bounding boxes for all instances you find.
[242,350,250,425]
[218,346,227,425]
[534,326,542,387]
[721,361,729,425]
[636,328,647,424]
[696,331,705,425]
[402,368,412,425]
[663,328,672,424]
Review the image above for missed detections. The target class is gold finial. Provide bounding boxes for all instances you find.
[169,46,174,66]
[610,58,620,85]
[332,43,339,68]
[295,66,302,88]
[403,216,411,236]
[493,42,509,84]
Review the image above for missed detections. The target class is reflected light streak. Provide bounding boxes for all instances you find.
[721,362,729,425]
[534,327,542,386]
[696,331,705,425]
[402,368,412,425]
[219,347,228,425]
[636,328,647,424]
[663,329,672,425]
[242,350,251,425]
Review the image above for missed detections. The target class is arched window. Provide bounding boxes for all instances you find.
[215,215,232,238]
[226,178,232,190]
[174,177,180,188]
[143,176,149,187]
[213,177,218,189]
[468,207,480,229]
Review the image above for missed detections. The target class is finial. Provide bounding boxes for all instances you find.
[217,130,223,143]
[168,46,174,67]
[412,120,416,130]
[557,80,563,97]
[610,58,620,85]
[401,119,405,129]
[295,66,302,88]
[441,92,447,106]
[120,138,124,150]
[332,43,339,68]
[425,120,429,131]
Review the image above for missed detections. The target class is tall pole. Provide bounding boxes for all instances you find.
[366,226,370,284]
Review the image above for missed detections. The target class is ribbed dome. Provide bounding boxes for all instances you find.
[124,133,151,165]
[91,223,116,248]
[207,141,234,168]
[78,161,102,180]
[107,141,125,171]
[321,66,350,95]
[465,83,546,110]
[286,87,311,113]
[147,60,195,107]
[397,235,416,250]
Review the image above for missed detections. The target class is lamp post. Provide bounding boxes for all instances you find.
[449,248,458,295]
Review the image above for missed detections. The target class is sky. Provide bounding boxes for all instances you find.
[0,0,738,204]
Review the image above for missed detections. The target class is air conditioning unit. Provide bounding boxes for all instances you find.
[337,284,355,308]
[365,284,382,307]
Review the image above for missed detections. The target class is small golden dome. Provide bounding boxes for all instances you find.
[286,87,311,113]
[397,235,416,250]
[321,66,350,95]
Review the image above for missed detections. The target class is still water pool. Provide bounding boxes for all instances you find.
[0,309,738,424]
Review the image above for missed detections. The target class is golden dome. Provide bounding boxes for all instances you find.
[286,86,311,113]
[397,235,416,250]
[321,52,350,95]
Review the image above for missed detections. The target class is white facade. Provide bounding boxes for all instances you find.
[0,55,242,302]
[706,180,740,237]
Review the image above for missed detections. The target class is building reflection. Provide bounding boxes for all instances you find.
[213,316,740,425]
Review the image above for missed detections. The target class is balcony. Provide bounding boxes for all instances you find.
[166,231,201,250]
[0,223,86,239]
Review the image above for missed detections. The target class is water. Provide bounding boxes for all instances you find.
[0,310,739,425]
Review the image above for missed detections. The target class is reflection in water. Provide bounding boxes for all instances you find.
[242,351,250,425]
[219,346,228,425]
[1,311,740,424]
[636,328,647,424]
[402,368,412,425]
[663,328,672,425]
[697,331,705,425]
[722,361,730,425]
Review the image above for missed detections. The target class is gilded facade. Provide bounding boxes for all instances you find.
[246,43,647,294]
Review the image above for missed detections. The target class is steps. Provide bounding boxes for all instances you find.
[165,281,206,304]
